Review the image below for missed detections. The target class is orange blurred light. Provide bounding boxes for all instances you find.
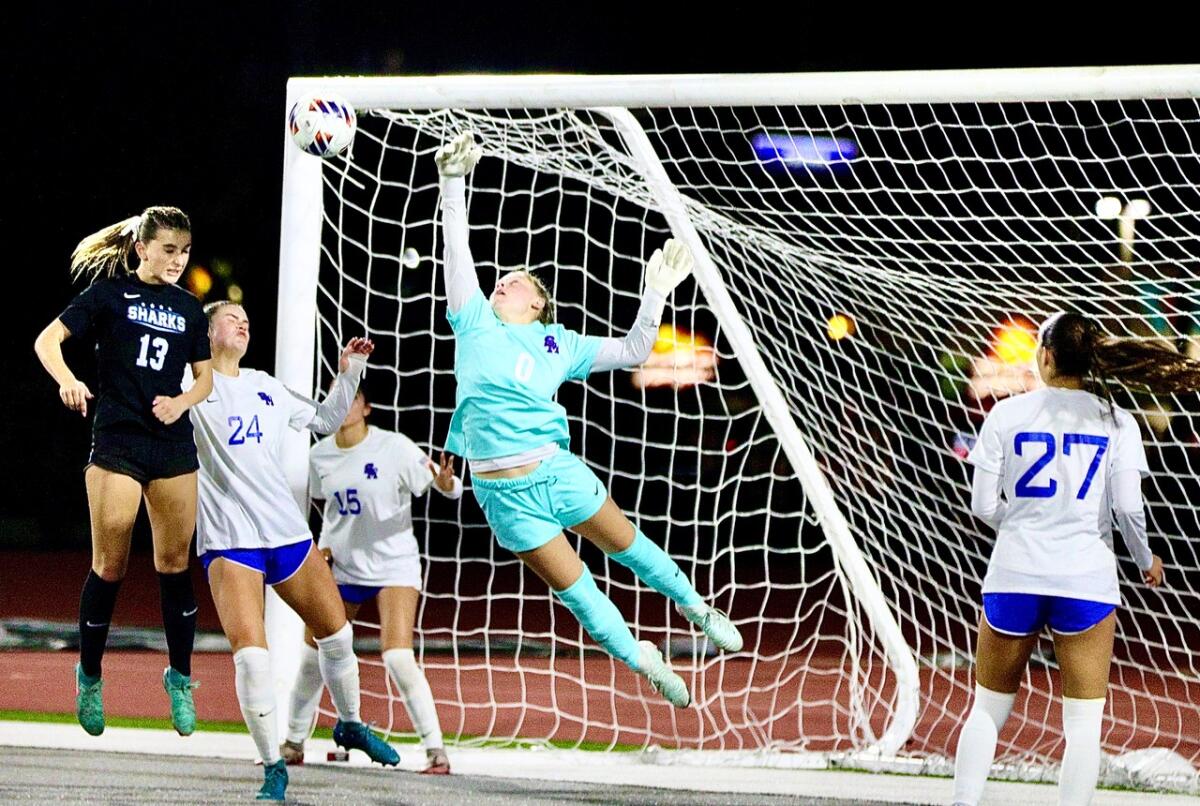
[992,317,1037,365]
[186,266,213,299]
[634,324,717,389]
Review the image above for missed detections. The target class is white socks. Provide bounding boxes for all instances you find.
[315,622,361,724]
[285,643,324,744]
[233,647,280,765]
[1060,696,1105,806]
[952,684,1016,806]
[383,648,444,750]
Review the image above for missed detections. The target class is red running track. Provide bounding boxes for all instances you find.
[2,649,1196,764]
[2,551,1196,762]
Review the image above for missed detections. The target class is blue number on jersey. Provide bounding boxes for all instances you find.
[1063,433,1109,500]
[333,489,361,516]
[1014,432,1057,498]
[1013,432,1108,500]
[227,415,264,446]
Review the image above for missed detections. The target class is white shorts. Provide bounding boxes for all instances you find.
[330,552,423,591]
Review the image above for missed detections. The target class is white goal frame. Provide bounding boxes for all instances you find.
[273,64,1200,764]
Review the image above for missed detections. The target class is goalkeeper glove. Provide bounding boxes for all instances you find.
[644,238,694,296]
[435,132,482,178]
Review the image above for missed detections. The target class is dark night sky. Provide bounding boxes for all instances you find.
[2,3,1193,544]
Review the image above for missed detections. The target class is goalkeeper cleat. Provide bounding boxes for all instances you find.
[333,720,400,766]
[678,603,744,653]
[636,641,691,708]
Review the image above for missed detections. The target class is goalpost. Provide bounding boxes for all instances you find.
[275,66,1200,790]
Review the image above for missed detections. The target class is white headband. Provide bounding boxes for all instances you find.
[1036,312,1066,347]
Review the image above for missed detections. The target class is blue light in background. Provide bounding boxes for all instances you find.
[752,133,858,174]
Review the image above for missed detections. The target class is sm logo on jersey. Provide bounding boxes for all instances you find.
[257,392,274,406]
[364,463,379,479]
[544,336,559,354]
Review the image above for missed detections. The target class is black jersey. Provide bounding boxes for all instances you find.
[59,274,210,443]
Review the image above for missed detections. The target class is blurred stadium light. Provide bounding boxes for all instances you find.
[185,266,214,299]
[967,315,1040,403]
[631,324,717,390]
[751,132,858,173]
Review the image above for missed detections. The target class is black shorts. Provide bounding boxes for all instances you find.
[87,428,198,485]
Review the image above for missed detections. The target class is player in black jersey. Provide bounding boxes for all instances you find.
[34,206,214,738]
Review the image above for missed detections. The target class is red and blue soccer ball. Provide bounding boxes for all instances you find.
[288,93,357,159]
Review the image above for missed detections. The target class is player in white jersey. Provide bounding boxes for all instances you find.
[951,311,1200,806]
[434,132,743,711]
[191,301,399,801]
[281,386,462,774]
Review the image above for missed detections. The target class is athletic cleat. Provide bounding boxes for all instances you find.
[75,663,105,736]
[256,759,288,801]
[636,640,691,708]
[333,720,400,766]
[678,603,744,653]
[279,739,305,765]
[421,747,451,775]
[162,666,198,736]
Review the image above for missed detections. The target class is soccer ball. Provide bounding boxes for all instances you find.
[288,93,356,159]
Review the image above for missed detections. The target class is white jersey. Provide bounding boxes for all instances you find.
[190,361,363,554]
[309,426,456,587]
[968,387,1150,604]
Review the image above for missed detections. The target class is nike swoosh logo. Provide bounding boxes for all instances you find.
[182,608,198,617]
[85,621,109,628]
[123,293,141,299]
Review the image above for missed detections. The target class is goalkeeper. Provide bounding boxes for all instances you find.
[435,132,743,708]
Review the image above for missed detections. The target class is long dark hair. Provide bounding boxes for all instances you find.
[70,206,191,282]
[1041,312,1200,399]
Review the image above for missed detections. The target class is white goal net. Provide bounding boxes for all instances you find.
[277,67,1200,790]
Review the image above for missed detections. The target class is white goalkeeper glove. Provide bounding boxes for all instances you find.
[644,238,694,296]
[435,132,482,178]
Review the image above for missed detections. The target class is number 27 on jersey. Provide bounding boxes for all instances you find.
[1013,431,1109,500]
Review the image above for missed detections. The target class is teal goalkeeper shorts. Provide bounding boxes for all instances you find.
[471,451,608,553]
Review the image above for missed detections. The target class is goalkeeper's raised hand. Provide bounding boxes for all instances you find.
[435,132,482,179]
[644,238,694,296]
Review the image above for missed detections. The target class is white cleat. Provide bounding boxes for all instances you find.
[636,640,691,708]
[678,603,744,653]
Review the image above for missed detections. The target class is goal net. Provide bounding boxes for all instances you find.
[276,67,1200,790]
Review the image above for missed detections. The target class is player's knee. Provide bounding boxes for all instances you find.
[312,618,351,643]
[226,630,266,655]
[153,550,190,574]
[92,557,128,582]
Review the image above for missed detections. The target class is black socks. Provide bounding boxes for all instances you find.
[158,570,197,677]
[78,570,122,678]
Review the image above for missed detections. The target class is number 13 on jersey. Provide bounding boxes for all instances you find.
[1014,431,1109,500]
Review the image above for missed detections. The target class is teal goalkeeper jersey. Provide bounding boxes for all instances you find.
[446,289,603,461]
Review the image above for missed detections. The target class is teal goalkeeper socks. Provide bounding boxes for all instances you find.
[553,566,641,669]
[608,529,704,608]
